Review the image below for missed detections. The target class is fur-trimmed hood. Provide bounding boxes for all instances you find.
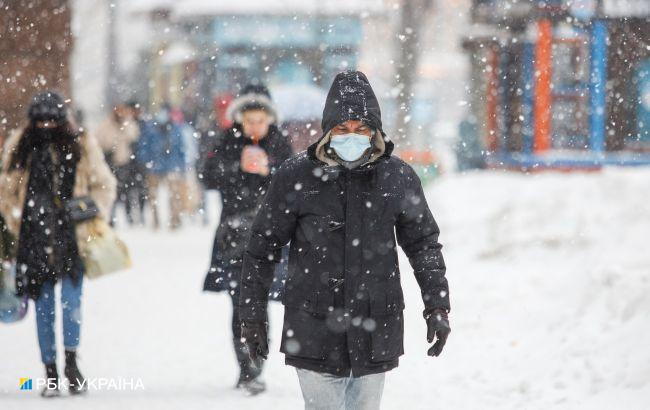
[226,84,279,124]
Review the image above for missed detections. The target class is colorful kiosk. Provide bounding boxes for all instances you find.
[463,0,650,170]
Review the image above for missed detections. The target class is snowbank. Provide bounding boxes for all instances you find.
[1,168,649,409]
[405,168,650,409]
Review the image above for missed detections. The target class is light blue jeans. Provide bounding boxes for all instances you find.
[296,368,386,410]
[35,275,83,364]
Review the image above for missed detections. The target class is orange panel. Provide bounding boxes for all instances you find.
[534,19,553,152]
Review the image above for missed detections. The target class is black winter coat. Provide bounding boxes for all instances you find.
[239,139,450,377]
[201,124,293,218]
[202,124,293,292]
[16,139,81,299]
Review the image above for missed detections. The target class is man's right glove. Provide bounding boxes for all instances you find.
[425,308,451,357]
[241,321,269,366]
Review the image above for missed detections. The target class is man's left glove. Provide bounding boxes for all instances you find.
[241,321,269,364]
[425,308,451,357]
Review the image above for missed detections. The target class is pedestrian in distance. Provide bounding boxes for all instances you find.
[201,83,293,395]
[136,103,186,230]
[0,91,116,397]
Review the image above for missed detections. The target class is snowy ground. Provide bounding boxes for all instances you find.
[1,168,649,409]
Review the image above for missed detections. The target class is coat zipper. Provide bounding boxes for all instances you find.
[340,170,352,308]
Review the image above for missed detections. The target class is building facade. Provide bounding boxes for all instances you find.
[463,0,650,169]
[0,0,72,136]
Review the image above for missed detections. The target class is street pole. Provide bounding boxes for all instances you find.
[394,0,433,145]
[106,0,118,110]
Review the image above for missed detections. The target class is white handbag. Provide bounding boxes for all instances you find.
[77,218,131,279]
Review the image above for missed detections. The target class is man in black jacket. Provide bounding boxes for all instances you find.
[201,84,293,395]
[239,71,450,409]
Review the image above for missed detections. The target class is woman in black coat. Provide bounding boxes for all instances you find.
[0,92,116,397]
[201,84,293,394]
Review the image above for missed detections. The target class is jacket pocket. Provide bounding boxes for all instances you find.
[368,291,405,362]
[368,311,404,362]
[280,307,342,360]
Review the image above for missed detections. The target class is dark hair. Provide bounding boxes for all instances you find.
[241,102,270,114]
[27,91,68,124]
[10,123,82,170]
[240,83,271,99]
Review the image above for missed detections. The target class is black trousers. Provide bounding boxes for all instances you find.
[229,281,265,381]
[111,163,146,225]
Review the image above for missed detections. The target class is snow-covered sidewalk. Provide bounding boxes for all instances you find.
[1,168,649,409]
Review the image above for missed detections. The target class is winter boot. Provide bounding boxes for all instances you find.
[234,338,256,386]
[240,377,266,396]
[41,362,60,398]
[235,366,265,390]
[64,350,88,395]
[233,338,266,395]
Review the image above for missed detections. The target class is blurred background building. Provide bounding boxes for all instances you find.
[139,1,383,151]
[69,0,470,168]
[3,0,648,171]
[0,0,73,134]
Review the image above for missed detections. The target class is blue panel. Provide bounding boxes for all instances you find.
[589,20,608,153]
[487,152,650,169]
[272,60,313,85]
[213,16,317,47]
[635,58,650,143]
[212,16,362,48]
[522,42,535,154]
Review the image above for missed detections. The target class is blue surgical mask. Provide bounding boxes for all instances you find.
[329,133,371,162]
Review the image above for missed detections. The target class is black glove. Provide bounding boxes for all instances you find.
[425,308,451,357]
[241,321,269,364]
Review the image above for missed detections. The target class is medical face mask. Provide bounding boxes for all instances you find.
[329,133,372,162]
